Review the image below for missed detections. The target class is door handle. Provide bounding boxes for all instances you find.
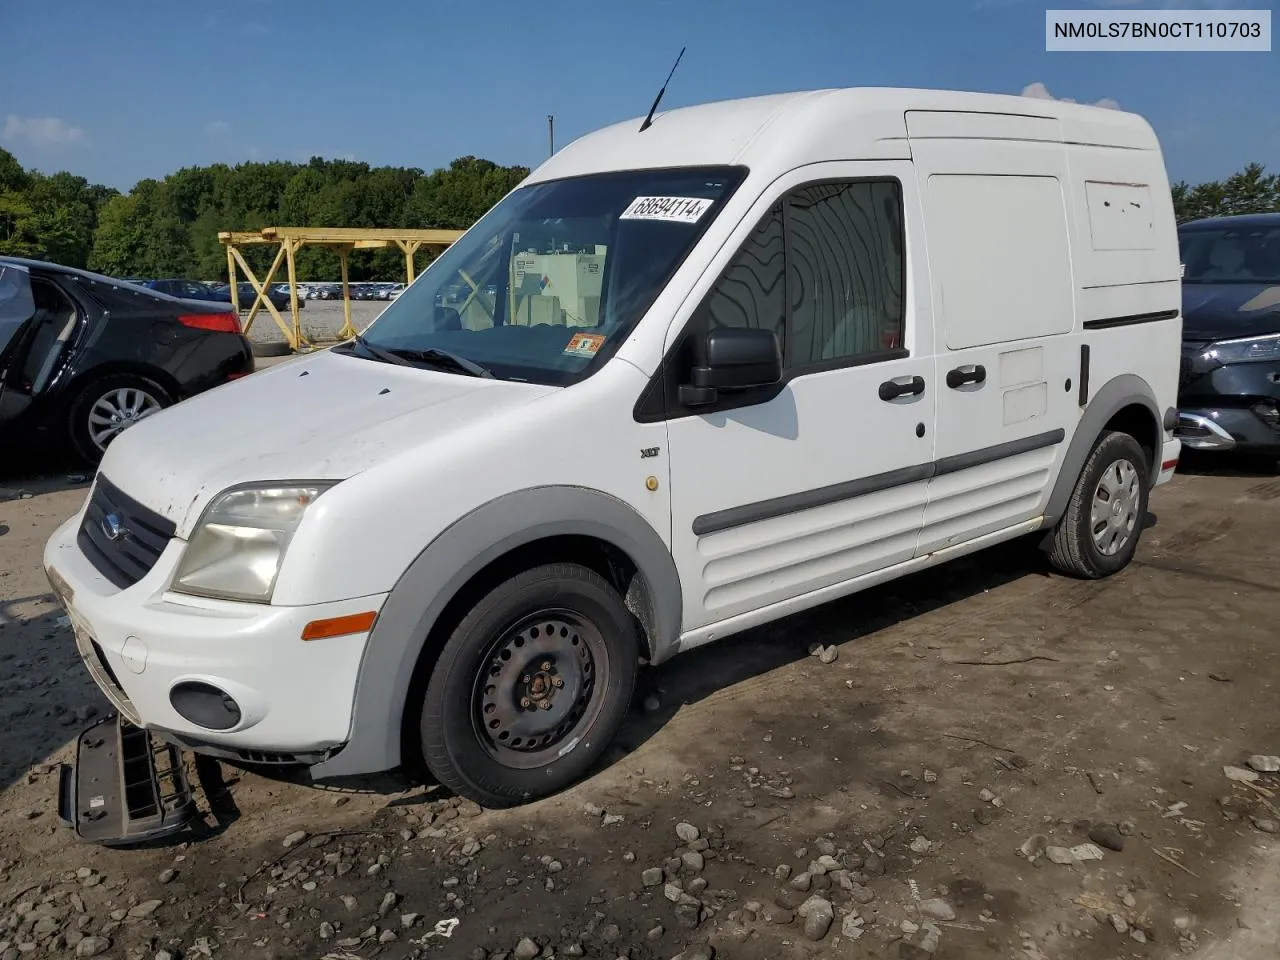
[878,375,926,401]
[946,364,987,389]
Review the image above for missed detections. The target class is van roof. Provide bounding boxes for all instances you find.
[528,87,1159,184]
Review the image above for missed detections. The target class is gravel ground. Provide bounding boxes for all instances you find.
[3,444,1280,959]
[243,301,388,348]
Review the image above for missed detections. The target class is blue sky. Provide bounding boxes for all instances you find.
[1,0,1275,190]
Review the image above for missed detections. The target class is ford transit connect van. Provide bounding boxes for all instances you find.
[45,88,1182,816]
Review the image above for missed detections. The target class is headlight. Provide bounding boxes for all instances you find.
[172,483,334,603]
[1200,333,1280,368]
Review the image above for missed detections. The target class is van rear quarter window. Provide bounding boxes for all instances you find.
[925,174,1074,349]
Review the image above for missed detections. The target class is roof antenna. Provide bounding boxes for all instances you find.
[639,46,686,133]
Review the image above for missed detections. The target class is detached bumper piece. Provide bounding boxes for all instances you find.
[57,713,197,846]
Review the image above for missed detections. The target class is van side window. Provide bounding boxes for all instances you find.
[636,178,909,422]
[693,201,785,345]
[786,181,904,368]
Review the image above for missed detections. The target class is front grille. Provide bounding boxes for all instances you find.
[77,476,175,589]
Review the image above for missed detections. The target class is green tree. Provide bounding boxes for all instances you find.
[5,147,528,279]
[0,148,116,266]
[88,193,148,275]
[1172,162,1280,223]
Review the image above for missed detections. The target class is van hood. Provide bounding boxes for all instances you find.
[1181,282,1280,342]
[97,349,557,535]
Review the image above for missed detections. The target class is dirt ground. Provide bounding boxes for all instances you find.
[2,452,1279,960]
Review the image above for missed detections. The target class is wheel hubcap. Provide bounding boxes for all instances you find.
[1090,457,1141,556]
[88,388,161,450]
[473,613,599,768]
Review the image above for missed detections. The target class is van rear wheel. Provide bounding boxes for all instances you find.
[419,563,638,808]
[1048,430,1150,579]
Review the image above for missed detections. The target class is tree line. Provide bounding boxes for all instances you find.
[0,148,528,282]
[1,147,1276,281]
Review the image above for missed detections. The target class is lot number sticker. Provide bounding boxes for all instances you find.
[620,196,713,224]
[563,332,606,358]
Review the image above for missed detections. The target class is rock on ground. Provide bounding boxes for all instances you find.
[918,898,955,921]
[797,894,834,940]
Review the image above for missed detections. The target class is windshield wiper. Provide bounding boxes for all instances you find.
[390,346,495,379]
[352,334,415,367]
[352,335,493,378]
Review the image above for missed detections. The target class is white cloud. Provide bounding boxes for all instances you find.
[206,120,231,135]
[2,115,87,148]
[1020,82,1120,110]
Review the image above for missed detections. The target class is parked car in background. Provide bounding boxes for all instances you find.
[139,279,232,303]
[1175,213,1280,457]
[207,282,304,312]
[0,257,252,463]
[385,283,405,300]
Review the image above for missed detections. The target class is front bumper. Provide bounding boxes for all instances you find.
[1175,412,1237,451]
[43,513,387,760]
[1176,406,1280,454]
[1179,356,1280,453]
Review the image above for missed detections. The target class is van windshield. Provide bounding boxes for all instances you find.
[351,166,746,384]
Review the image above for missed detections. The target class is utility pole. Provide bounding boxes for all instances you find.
[548,115,555,157]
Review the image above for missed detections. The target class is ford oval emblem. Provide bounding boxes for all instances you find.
[102,513,126,542]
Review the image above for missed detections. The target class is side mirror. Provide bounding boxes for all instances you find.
[679,327,782,406]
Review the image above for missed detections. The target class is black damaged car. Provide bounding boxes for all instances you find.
[0,257,253,464]
[1175,213,1280,459]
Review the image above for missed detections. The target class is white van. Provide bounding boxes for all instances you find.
[45,88,1182,814]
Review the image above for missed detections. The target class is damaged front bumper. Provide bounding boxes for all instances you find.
[57,713,198,846]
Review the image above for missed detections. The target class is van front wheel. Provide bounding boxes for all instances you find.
[419,563,638,808]
[1048,430,1150,579]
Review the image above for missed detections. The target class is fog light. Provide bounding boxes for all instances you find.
[1252,401,1280,429]
[169,681,242,730]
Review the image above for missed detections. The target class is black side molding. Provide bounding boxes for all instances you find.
[1082,309,1179,331]
[933,428,1065,478]
[692,428,1067,536]
[692,463,933,536]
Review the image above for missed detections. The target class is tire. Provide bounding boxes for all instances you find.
[68,373,172,465]
[419,563,639,808]
[251,339,293,358]
[1047,430,1150,579]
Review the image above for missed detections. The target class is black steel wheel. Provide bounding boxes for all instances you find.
[473,611,604,769]
[419,563,638,808]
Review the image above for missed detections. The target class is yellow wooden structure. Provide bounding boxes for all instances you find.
[217,227,464,350]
